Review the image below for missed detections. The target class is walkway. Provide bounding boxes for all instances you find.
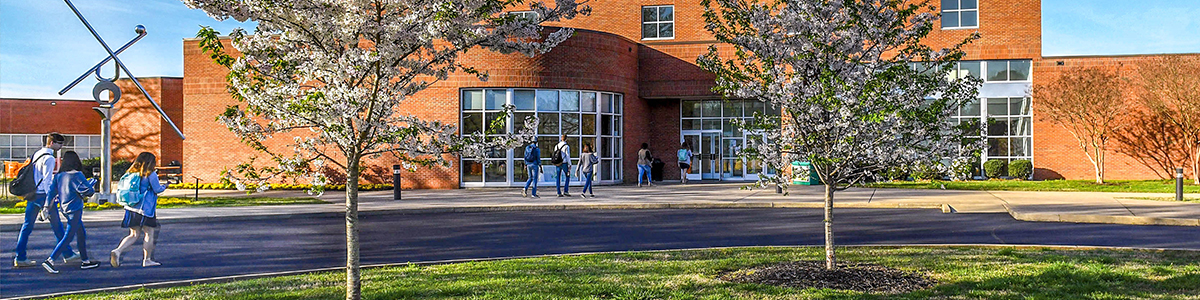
[3,182,1199,228]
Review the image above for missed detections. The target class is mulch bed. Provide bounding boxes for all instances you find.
[718,261,937,294]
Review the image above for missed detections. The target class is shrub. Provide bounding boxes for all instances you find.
[14,201,27,208]
[983,160,1008,179]
[1009,160,1033,180]
[910,162,947,181]
[881,166,909,181]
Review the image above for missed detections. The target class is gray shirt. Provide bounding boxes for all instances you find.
[578,152,600,174]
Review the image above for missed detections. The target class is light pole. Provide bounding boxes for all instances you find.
[58,0,186,202]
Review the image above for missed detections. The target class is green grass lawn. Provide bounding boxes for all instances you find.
[863,179,1200,194]
[50,247,1200,300]
[0,196,327,214]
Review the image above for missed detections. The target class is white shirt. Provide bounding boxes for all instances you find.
[555,141,571,166]
[32,147,56,195]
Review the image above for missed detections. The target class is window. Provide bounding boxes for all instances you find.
[509,11,539,21]
[461,88,623,186]
[641,5,674,40]
[985,60,1032,82]
[941,0,978,29]
[0,134,103,161]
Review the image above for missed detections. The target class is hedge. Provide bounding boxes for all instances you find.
[1009,160,1033,180]
[983,160,1008,179]
[167,183,393,191]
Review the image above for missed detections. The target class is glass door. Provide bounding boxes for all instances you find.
[682,131,721,180]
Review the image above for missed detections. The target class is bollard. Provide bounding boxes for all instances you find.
[194,177,200,202]
[393,165,402,200]
[1177,168,1185,202]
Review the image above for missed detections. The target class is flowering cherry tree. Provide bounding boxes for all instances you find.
[182,0,587,298]
[698,0,980,270]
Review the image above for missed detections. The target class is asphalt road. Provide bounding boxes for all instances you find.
[4,208,1200,298]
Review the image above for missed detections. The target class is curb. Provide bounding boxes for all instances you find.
[0,202,949,231]
[7,243,1198,300]
[988,193,1200,227]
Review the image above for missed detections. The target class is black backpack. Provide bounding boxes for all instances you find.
[550,144,566,166]
[8,153,53,198]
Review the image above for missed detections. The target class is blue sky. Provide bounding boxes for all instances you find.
[2,0,1199,100]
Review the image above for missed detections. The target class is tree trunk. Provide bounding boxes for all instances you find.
[823,183,835,270]
[1192,149,1199,185]
[1095,149,1105,184]
[345,155,362,300]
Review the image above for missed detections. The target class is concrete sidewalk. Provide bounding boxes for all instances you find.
[3,182,1199,229]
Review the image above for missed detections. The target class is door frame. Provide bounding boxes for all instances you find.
[681,130,721,181]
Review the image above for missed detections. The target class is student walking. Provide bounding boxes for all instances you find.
[637,143,653,187]
[110,152,167,267]
[577,143,600,198]
[553,135,572,197]
[12,133,79,268]
[40,151,100,273]
[677,142,693,184]
[522,141,541,198]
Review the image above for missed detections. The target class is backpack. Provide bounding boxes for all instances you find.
[524,144,539,163]
[7,153,53,198]
[677,149,691,162]
[550,144,566,166]
[115,173,144,207]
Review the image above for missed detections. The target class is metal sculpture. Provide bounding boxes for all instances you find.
[57,0,185,203]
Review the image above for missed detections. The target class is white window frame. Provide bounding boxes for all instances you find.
[983,60,1033,83]
[509,11,539,21]
[941,0,979,30]
[641,5,675,40]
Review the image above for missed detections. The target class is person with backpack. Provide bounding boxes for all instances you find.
[40,151,100,273]
[553,135,572,197]
[677,142,693,184]
[11,133,80,268]
[637,143,653,187]
[576,143,600,198]
[110,152,167,267]
[522,141,541,198]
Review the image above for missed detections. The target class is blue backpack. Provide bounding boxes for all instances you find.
[523,144,540,163]
[116,173,144,207]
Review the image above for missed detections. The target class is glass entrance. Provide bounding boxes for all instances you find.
[682,131,721,180]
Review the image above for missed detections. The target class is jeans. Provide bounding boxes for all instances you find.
[582,171,594,194]
[49,210,87,261]
[637,164,652,185]
[13,194,72,260]
[524,163,540,196]
[556,164,571,195]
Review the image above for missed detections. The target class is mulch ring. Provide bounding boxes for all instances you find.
[718,261,937,294]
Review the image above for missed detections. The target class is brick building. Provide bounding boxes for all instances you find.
[1,77,182,166]
[6,0,1193,186]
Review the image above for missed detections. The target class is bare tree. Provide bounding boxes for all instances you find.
[1034,66,1129,184]
[1134,56,1200,184]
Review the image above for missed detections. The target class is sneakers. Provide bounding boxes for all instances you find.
[580,194,587,199]
[557,194,564,197]
[110,251,121,268]
[589,193,596,198]
[522,189,529,198]
[62,253,83,265]
[563,193,572,197]
[531,194,540,198]
[41,260,59,274]
[143,260,161,267]
[80,261,100,270]
[14,258,37,268]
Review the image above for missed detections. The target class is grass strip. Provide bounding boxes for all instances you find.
[863,179,1200,193]
[49,247,1200,300]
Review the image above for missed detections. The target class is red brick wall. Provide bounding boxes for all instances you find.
[0,99,100,135]
[922,0,1042,61]
[182,29,640,187]
[112,77,184,164]
[1032,53,1200,180]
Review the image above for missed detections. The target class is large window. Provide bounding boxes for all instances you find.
[461,88,623,187]
[985,60,1031,82]
[941,0,978,29]
[641,5,674,40]
[1,134,103,161]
